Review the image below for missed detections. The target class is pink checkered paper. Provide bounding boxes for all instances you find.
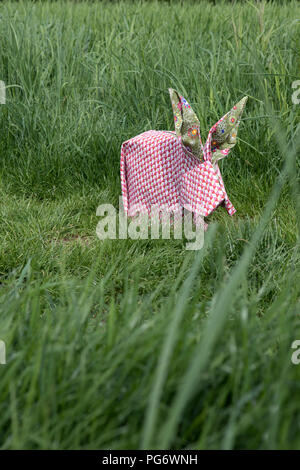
[120,129,235,222]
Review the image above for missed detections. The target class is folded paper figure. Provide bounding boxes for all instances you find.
[120,89,247,226]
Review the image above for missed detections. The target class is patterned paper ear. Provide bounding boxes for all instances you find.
[206,96,248,164]
[169,88,203,160]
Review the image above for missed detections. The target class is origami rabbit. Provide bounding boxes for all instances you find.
[120,89,247,226]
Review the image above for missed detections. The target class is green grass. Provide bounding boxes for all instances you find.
[0,0,299,450]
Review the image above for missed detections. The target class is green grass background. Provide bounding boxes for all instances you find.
[0,0,299,449]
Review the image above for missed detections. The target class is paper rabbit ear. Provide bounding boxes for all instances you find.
[169,88,203,159]
[207,96,248,164]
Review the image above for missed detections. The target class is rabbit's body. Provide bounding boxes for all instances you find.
[121,129,234,219]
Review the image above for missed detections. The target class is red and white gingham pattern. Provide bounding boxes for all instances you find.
[120,129,235,219]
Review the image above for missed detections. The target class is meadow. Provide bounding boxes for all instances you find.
[0,0,299,449]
